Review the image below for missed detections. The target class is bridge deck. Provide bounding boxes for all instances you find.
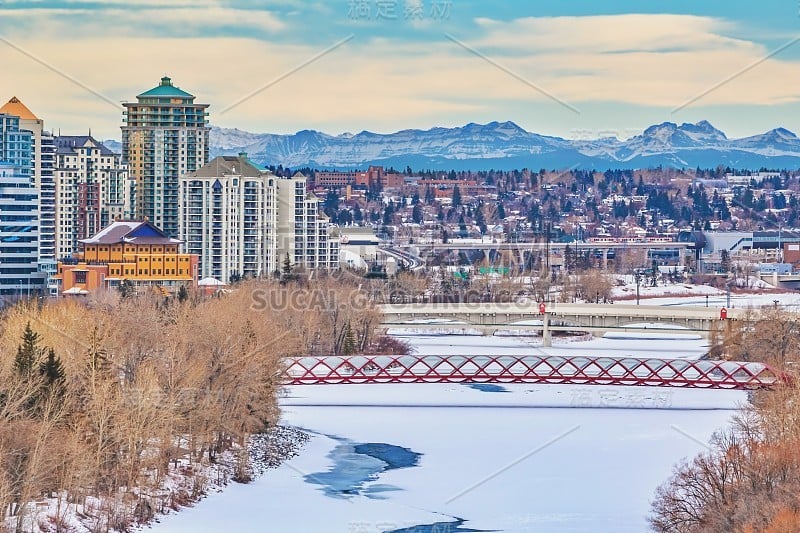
[378,302,741,320]
[286,354,777,390]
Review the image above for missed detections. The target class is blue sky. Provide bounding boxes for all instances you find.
[1,0,799,140]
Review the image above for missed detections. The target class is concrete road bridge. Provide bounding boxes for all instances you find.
[759,272,800,290]
[397,240,691,269]
[398,241,692,252]
[378,303,741,347]
[285,354,778,390]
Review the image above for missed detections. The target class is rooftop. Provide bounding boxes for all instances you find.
[0,96,39,121]
[137,76,195,100]
[187,154,270,178]
[80,220,182,246]
[56,135,117,156]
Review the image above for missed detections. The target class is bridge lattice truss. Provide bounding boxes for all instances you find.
[286,355,779,389]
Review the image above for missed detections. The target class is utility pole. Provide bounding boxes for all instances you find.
[545,220,550,273]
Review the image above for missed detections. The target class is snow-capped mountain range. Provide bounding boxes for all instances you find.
[124,120,800,171]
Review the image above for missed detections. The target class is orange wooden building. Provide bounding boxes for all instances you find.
[56,220,198,296]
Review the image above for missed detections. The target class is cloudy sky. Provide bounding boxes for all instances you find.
[1,0,799,141]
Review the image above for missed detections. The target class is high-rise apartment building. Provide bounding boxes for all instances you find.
[55,136,129,258]
[180,154,337,282]
[0,113,45,297]
[0,97,56,261]
[274,170,338,270]
[0,113,32,175]
[122,76,209,238]
[180,154,276,281]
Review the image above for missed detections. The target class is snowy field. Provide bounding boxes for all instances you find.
[148,333,746,533]
[393,330,710,360]
[638,290,800,310]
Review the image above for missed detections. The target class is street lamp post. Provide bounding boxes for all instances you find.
[634,269,642,305]
[726,279,732,309]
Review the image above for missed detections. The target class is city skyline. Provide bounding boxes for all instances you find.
[1,1,799,141]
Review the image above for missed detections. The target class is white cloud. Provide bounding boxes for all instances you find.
[0,4,286,35]
[1,13,799,139]
[473,14,747,53]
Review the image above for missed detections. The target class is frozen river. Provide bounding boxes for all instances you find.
[148,333,746,533]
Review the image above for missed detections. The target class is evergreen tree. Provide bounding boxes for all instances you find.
[452,185,462,207]
[742,187,755,208]
[337,209,353,225]
[412,204,423,224]
[323,190,339,218]
[282,253,292,276]
[280,253,298,285]
[564,245,574,273]
[475,204,487,234]
[496,202,506,220]
[39,347,65,388]
[118,279,136,298]
[280,252,300,285]
[424,186,435,204]
[382,201,395,225]
[720,250,731,274]
[636,176,645,195]
[342,323,356,356]
[177,284,189,303]
[14,322,41,377]
[458,213,468,237]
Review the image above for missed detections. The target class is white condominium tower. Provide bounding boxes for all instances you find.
[54,136,129,259]
[179,154,338,282]
[274,169,338,272]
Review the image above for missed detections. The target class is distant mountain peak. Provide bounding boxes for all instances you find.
[208,120,800,171]
[641,122,678,136]
[680,120,726,137]
[767,127,797,138]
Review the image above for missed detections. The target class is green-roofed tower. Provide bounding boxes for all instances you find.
[121,76,209,238]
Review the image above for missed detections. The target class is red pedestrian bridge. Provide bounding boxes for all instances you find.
[285,354,780,390]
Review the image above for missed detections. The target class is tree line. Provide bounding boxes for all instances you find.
[0,275,385,531]
[651,308,800,532]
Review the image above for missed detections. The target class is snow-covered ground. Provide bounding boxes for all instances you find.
[610,275,786,301]
[635,290,800,310]
[149,333,745,533]
[394,330,709,360]
[612,281,723,300]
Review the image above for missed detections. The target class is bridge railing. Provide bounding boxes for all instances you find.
[285,354,779,390]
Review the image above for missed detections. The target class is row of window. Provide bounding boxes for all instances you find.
[108,267,189,277]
